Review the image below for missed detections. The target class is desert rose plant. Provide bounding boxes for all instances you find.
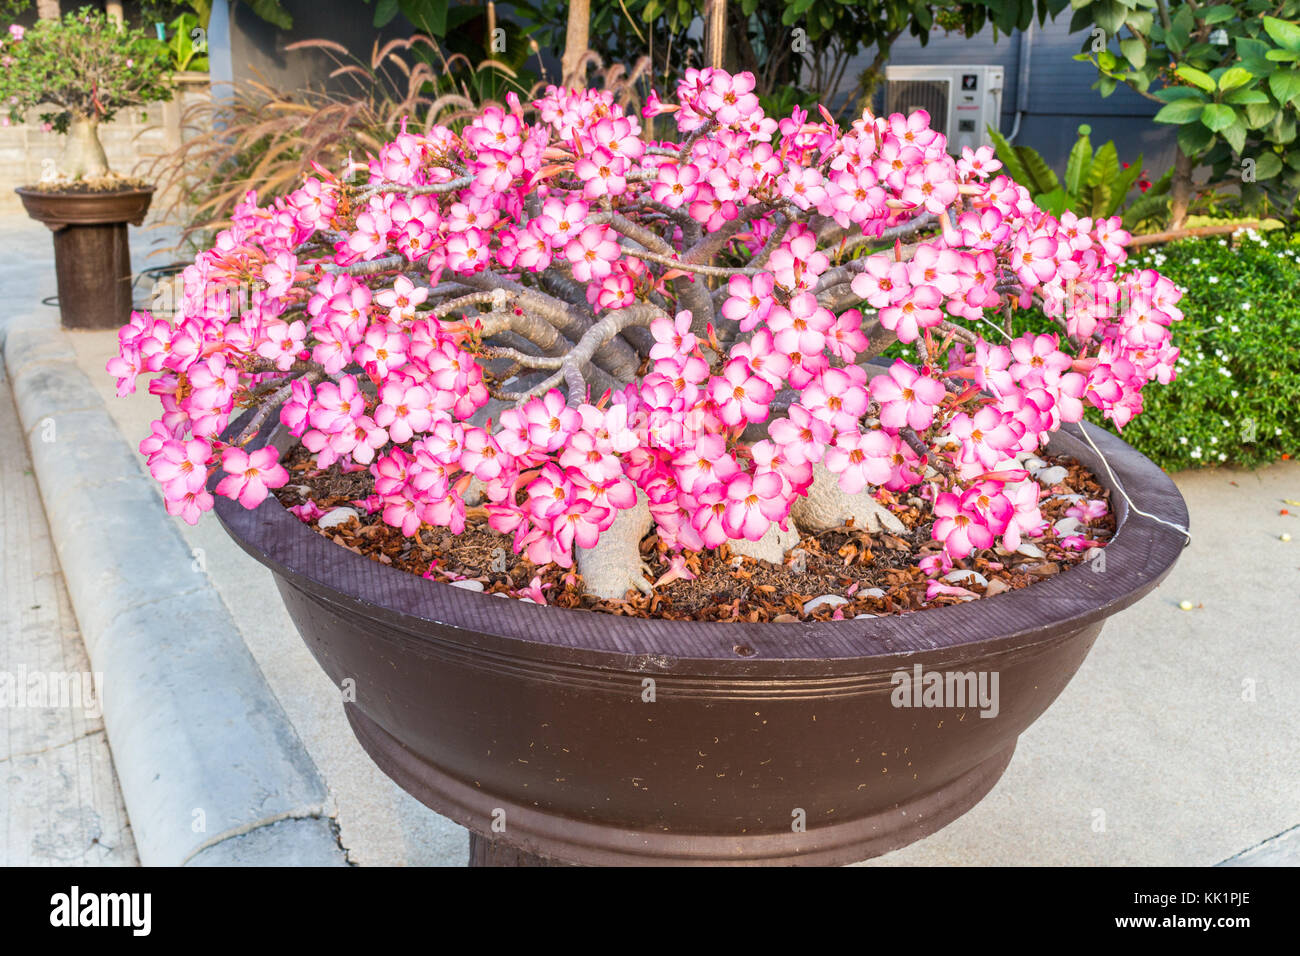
[109,70,1184,602]
[0,7,172,181]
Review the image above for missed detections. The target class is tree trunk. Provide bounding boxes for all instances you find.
[61,115,111,181]
[1169,148,1194,230]
[36,0,59,19]
[561,0,591,88]
[704,0,727,70]
[105,1,124,23]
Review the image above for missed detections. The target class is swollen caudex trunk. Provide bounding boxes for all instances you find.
[790,462,906,535]
[575,492,654,600]
[574,467,904,601]
[60,116,111,181]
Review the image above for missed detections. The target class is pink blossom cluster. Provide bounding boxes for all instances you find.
[110,69,1182,576]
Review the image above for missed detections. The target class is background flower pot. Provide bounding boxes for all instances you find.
[214,418,1187,866]
[15,186,154,330]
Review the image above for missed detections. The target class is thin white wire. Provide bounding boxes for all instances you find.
[1076,422,1191,542]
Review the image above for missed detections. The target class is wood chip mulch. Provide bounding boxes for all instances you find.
[272,446,1115,623]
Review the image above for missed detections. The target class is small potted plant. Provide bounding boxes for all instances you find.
[110,73,1188,865]
[5,7,172,328]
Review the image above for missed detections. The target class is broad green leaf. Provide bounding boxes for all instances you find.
[1221,116,1248,152]
[1254,152,1284,179]
[1017,144,1062,194]
[1176,64,1217,92]
[372,0,400,27]
[1154,99,1206,123]
[1199,4,1237,23]
[1065,128,1093,196]
[1035,187,1069,218]
[1200,103,1237,131]
[1266,48,1300,61]
[1225,89,1270,105]
[1087,141,1120,189]
[1268,69,1300,104]
[986,125,1032,186]
[1153,86,1208,102]
[1263,16,1300,52]
[1178,121,1214,154]
[1245,100,1279,128]
[1120,37,1147,68]
[1219,67,1253,91]
[1083,182,1113,218]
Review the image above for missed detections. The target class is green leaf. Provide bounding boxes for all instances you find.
[1154,99,1206,123]
[1219,67,1253,91]
[1199,4,1237,23]
[1178,121,1214,155]
[1017,144,1062,194]
[246,0,293,30]
[1176,65,1218,92]
[1253,152,1284,179]
[1221,116,1248,153]
[1245,100,1279,128]
[372,0,400,27]
[1093,0,1127,35]
[1120,37,1147,69]
[1035,187,1069,218]
[1200,103,1237,131]
[1268,69,1300,104]
[1154,86,1208,102]
[1263,16,1300,53]
[1065,127,1093,196]
[1225,89,1270,105]
[1087,140,1120,189]
[986,125,1031,186]
[400,0,449,36]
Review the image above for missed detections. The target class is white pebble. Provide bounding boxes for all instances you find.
[1053,516,1081,538]
[1281,533,1292,542]
[1178,600,1194,611]
[803,594,849,615]
[853,613,877,619]
[1036,466,1068,486]
[318,506,359,529]
[944,570,988,588]
[1023,456,1047,474]
[859,587,886,599]
[1017,542,1046,558]
[450,579,485,592]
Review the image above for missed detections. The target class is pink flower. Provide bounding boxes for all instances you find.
[871,360,947,432]
[215,446,289,509]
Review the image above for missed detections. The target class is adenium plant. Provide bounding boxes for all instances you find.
[111,70,1183,602]
[0,7,172,180]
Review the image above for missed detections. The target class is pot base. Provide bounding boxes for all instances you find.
[347,704,1016,867]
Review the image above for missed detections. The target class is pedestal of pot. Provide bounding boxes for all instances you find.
[15,186,154,330]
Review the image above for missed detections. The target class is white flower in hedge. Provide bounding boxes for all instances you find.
[1191,447,1203,459]
[1241,302,1251,310]
[1179,436,1189,445]
[1208,276,1219,284]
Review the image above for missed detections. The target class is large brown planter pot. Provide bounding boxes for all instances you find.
[215,418,1187,866]
[16,186,154,330]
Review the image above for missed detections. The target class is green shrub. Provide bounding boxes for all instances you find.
[1093,230,1300,471]
[879,229,1300,472]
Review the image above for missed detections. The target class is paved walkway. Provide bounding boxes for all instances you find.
[1,346,137,866]
[3,212,1298,865]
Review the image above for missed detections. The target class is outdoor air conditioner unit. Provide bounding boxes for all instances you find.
[883,65,1004,155]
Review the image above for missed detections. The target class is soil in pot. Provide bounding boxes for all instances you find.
[273,446,1115,623]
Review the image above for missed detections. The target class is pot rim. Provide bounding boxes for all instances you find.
[214,415,1188,670]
